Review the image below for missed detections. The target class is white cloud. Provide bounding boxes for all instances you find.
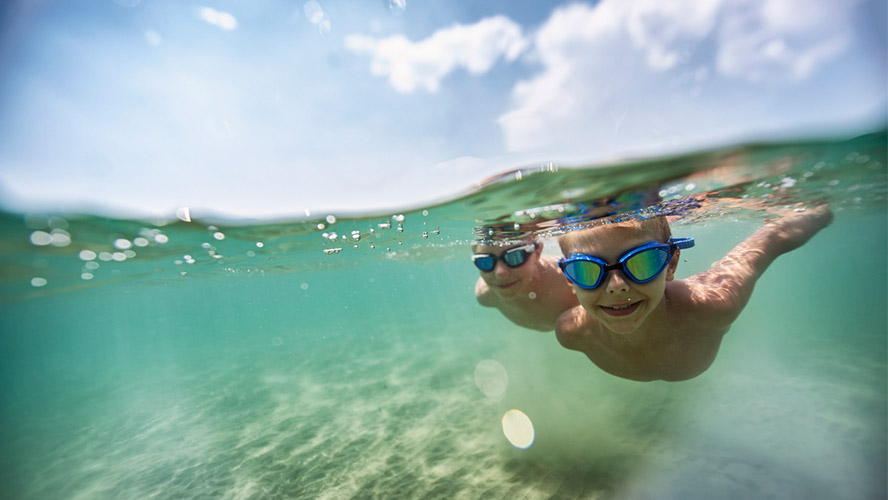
[716,0,849,82]
[345,16,528,93]
[197,6,238,31]
[498,0,855,155]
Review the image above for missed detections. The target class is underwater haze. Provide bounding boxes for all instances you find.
[0,131,886,499]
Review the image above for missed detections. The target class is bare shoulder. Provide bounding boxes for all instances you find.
[665,278,739,330]
[474,278,497,307]
[555,306,589,350]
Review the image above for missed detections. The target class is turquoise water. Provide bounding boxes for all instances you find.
[1,131,885,499]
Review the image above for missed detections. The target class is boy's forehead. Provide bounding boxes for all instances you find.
[560,221,661,253]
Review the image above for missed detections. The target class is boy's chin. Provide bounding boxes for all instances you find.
[595,304,647,333]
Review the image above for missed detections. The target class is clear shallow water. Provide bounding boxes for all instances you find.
[0,131,885,499]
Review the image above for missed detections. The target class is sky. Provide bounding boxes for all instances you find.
[0,0,885,218]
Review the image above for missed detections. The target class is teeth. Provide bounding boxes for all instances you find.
[607,303,634,310]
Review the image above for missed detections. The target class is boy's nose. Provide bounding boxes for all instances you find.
[604,271,630,294]
[494,260,511,277]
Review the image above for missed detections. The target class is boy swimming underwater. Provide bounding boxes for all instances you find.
[556,206,833,381]
[473,236,579,332]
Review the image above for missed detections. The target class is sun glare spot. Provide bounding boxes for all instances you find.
[474,359,508,401]
[502,409,535,449]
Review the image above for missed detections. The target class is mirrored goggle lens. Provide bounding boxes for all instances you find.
[564,261,603,288]
[624,248,669,282]
[503,248,530,267]
[473,255,496,272]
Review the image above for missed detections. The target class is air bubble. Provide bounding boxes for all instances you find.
[213,232,225,240]
[24,214,50,230]
[84,261,100,270]
[392,214,405,222]
[31,277,47,287]
[112,252,127,262]
[317,223,326,230]
[323,248,342,255]
[176,207,191,222]
[351,231,361,241]
[79,250,97,261]
[422,210,429,216]
[50,230,71,247]
[301,283,309,290]
[378,221,391,230]
[528,292,536,299]
[155,234,169,244]
[29,231,52,246]
[256,242,264,248]
[114,238,132,250]
[422,232,428,239]
[133,237,149,247]
[247,250,255,257]
[99,252,113,261]
[326,215,337,224]
[81,273,94,281]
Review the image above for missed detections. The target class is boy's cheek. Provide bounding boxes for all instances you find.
[574,289,599,310]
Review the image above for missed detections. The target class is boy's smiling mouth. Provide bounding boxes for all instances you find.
[600,301,641,317]
[494,280,518,289]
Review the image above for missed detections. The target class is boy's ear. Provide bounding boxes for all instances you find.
[665,249,680,281]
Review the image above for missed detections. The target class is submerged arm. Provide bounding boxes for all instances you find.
[684,206,832,322]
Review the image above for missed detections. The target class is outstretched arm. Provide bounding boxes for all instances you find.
[683,205,833,322]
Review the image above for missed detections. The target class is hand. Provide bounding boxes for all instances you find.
[767,204,833,253]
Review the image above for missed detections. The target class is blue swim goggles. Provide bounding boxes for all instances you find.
[558,237,694,290]
[472,243,537,272]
